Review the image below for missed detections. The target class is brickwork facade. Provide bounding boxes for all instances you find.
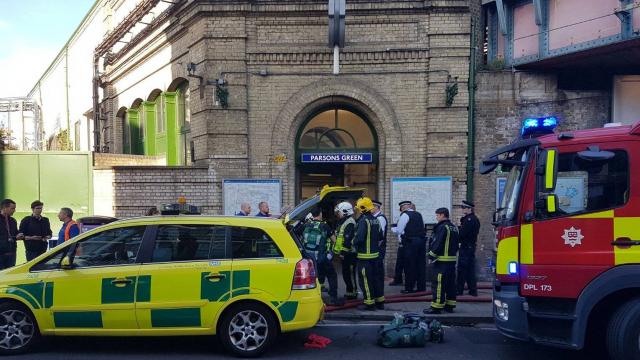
[472,70,610,279]
[100,0,473,274]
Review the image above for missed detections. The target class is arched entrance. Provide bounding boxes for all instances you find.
[295,106,378,201]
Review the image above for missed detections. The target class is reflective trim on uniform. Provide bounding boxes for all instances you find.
[375,296,385,303]
[431,273,444,309]
[436,256,457,262]
[443,225,451,258]
[428,251,437,258]
[445,300,456,307]
[357,253,379,260]
[361,267,373,305]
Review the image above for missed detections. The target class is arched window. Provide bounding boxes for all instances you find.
[177,82,192,165]
[298,109,376,150]
[148,89,164,134]
[117,107,129,154]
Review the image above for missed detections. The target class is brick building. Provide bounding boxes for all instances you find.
[91,0,475,273]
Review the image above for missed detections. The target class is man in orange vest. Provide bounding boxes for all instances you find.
[56,207,79,246]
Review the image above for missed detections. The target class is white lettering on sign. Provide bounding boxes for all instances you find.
[523,283,553,292]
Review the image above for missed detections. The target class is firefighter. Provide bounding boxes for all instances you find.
[302,208,342,306]
[334,201,358,300]
[424,207,460,314]
[394,201,427,293]
[372,200,388,296]
[354,197,384,311]
[457,200,480,297]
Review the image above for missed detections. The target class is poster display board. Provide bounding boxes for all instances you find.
[223,179,282,216]
[391,177,452,224]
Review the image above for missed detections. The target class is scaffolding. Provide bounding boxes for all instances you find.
[0,97,41,150]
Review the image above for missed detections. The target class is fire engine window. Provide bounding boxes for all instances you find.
[545,150,628,217]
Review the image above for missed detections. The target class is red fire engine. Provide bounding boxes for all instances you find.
[481,117,640,360]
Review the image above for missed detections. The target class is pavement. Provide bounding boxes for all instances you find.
[322,277,494,325]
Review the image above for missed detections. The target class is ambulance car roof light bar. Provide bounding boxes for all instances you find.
[521,116,558,138]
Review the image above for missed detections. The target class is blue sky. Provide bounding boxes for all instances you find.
[0,0,95,97]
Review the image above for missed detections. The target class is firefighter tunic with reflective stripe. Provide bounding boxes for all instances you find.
[428,220,459,262]
[354,213,382,260]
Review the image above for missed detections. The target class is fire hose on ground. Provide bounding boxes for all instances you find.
[324,284,493,312]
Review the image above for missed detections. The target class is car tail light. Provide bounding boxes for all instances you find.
[292,258,317,290]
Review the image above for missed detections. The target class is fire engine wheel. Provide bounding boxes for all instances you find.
[218,302,278,358]
[0,302,40,355]
[606,297,640,360]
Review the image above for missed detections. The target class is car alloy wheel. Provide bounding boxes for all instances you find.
[0,310,35,350]
[228,310,269,352]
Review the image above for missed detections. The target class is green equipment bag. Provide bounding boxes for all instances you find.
[302,222,324,251]
[376,314,445,348]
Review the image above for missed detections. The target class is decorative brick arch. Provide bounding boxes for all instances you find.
[270,78,403,208]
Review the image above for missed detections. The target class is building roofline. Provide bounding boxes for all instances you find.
[27,0,101,98]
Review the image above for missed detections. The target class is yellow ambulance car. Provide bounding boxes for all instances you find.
[0,187,362,357]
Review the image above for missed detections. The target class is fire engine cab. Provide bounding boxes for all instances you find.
[481,118,640,360]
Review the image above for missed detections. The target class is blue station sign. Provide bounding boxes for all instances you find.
[301,152,373,163]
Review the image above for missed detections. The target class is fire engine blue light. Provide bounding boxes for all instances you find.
[508,261,518,275]
[521,116,558,137]
[542,116,558,127]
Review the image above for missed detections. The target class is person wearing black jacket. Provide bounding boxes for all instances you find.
[19,200,53,261]
[457,201,480,296]
[0,199,20,269]
[354,197,384,311]
[424,207,459,315]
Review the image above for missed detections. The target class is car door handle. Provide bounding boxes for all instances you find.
[611,238,640,247]
[111,278,133,287]
[205,273,226,282]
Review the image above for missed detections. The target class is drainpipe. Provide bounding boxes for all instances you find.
[466,18,477,203]
[65,49,71,150]
[92,56,100,152]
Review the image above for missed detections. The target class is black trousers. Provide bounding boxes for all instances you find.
[0,253,16,270]
[357,259,384,305]
[456,247,477,295]
[403,239,426,292]
[317,259,338,298]
[431,261,457,309]
[375,257,385,298]
[342,253,358,297]
[393,245,405,283]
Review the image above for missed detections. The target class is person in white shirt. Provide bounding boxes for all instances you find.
[392,201,426,293]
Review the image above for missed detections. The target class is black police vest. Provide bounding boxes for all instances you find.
[375,213,388,243]
[402,211,425,240]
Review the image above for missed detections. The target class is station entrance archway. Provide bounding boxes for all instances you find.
[295,107,378,202]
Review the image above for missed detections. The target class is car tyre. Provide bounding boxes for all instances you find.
[606,297,640,360]
[0,302,41,355]
[219,302,278,358]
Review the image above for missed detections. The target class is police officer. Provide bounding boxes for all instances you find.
[303,208,342,306]
[372,200,387,297]
[334,201,358,300]
[354,197,384,311]
[394,201,427,293]
[457,200,480,297]
[424,207,459,314]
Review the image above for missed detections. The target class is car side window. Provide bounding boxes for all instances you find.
[72,226,145,268]
[231,227,282,259]
[151,225,226,262]
[542,150,629,218]
[30,246,71,271]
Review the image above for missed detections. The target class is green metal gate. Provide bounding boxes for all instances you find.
[0,151,93,264]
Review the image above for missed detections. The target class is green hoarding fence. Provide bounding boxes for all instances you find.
[0,151,93,265]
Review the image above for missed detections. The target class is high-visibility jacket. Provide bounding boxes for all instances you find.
[428,220,459,262]
[334,216,356,254]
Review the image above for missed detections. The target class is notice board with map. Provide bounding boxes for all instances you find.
[391,177,453,224]
[222,179,282,216]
